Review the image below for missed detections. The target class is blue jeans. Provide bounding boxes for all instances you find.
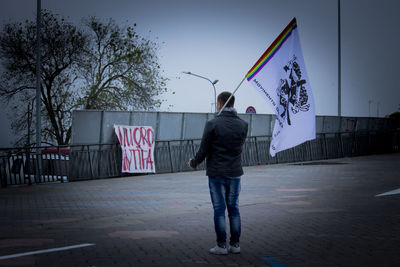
[208,177,241,247]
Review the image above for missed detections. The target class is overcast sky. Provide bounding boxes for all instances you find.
[1,0,399,147]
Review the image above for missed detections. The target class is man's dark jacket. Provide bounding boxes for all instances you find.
[190,109,248,178]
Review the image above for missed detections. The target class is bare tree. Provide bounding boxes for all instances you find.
[0,10,86,146]
[77,17,168,111]
[0,12,168,146]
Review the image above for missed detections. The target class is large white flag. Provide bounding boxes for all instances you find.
[246,18,315,157]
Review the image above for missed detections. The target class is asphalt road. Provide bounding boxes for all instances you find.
[1,153,399,266]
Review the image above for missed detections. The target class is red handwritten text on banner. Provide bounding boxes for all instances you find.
[114,125,155,173]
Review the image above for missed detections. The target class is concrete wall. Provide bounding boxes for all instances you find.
[71,110,395,145]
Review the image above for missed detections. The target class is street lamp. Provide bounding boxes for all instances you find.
[368,100,372,117]
[182,71,218,113]
[35,0,42,180]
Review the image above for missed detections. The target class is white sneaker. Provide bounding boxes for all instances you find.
[209,245,228,255]
[228,244,240,254]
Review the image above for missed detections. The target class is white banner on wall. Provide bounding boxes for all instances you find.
[114,125,155,173]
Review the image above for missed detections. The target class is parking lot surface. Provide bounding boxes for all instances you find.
[1,153,400,266]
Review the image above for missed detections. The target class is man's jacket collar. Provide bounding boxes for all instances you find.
[216,107,237,116]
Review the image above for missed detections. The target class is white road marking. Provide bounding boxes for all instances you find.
[0,243,95,260]
[375,188,400,197]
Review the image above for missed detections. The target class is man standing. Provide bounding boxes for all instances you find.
[189,92,248,255]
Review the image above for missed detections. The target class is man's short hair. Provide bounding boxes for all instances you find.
[217,91,235,108]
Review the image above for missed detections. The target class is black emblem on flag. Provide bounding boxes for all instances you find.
[277,55,310,126]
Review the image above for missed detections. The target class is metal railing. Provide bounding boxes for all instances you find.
[0,146,69,187]
[1,130,399,186]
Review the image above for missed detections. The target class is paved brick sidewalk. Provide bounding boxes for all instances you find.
[1,153,400,266]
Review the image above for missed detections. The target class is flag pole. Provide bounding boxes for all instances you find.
[338,0,342,117]
[217,76,246,115]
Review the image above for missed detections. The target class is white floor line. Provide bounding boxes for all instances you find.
[375,188,400,197]
[0,243,95,260]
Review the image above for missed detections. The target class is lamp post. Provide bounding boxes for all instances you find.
[368,100,372,117]
[182,71,218,113]
[338,0,342,117]
[36,0,42,181]
[376,101,380,117]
